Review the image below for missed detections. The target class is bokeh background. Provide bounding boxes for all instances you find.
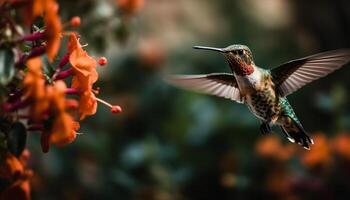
[28,0,350,199]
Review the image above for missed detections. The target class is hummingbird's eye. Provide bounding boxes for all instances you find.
[237,50,244,55]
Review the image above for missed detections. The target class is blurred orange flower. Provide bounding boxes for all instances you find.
[41,81,79,153]
[32,0,61,61]
[138,39,165,70]
[48,81,79,145]
[255,135,296,161]
[68,33,98,119]
[256,135,281,157]
[67,33,79,53]
[332,133,350,160]
[0,152,23,179]
[0,151,32,200]
[44,6,61,62]
[23,57,49,121]
[116,0,144,16]
[49,113,78,146]
[301,133,332,169]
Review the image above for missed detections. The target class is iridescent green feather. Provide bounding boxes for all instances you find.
[279,97,301,125]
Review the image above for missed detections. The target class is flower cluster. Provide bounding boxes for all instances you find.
[255,132,350,168]
[253,132,350,199]
[0,150,32,199]
[0,0,123,198]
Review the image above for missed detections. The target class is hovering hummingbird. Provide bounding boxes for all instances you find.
[166,45,350,149]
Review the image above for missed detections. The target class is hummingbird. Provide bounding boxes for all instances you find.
[166,45,350,150]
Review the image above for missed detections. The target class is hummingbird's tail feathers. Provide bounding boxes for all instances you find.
[280,126,295,143]
[279,117,313,150]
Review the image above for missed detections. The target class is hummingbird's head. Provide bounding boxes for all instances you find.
[193,44,255,76]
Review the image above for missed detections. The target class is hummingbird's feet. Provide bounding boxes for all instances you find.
[260,123,272,134]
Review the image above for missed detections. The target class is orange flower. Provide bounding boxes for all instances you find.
[44,5,61,62]
[0,152,32,200]
[40,81,79,153]
[138,39,165,69]
[256,135,281,157]
[74,88,98,120]
[116,0,144,15]
[67,33,79,53]
[32,0,50,17]
[301,133,332,169]
[255,135,296,161]
[32,0,61,61]
[49,113,78,146]
[332,133,350,160]
[23,57,49,121]
[68,33,98,119]
[0,152,23,179]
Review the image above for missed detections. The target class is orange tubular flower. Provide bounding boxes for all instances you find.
[332,133,350,160]
[32,0,62,61]
[23,57,49,121]
[255,135,296,161]
[68,33,98,119]
[41,81,79,153]
[0,152,23,180]
[301,133,332,169]
[255,135,282,158]
[0,152,32,200]
[48,79,78,146]
[44,5,61,62]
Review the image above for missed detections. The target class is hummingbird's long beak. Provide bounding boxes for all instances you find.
[193,46,224,53]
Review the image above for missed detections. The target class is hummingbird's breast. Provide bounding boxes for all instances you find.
[234,66,264,95]
[235,69,282,122]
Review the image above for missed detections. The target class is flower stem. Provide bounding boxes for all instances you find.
[15,46,46,68]
[18,32,46,43]
[54,68,73,80]
[65,88,80,95]
[3,98,30,112]
[52,53,70,80]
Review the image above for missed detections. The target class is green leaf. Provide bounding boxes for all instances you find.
[0,49,15,86]
[7,122,27,157]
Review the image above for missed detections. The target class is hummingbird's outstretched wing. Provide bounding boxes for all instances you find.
[165,73,242,103]
[271,49,350,97]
